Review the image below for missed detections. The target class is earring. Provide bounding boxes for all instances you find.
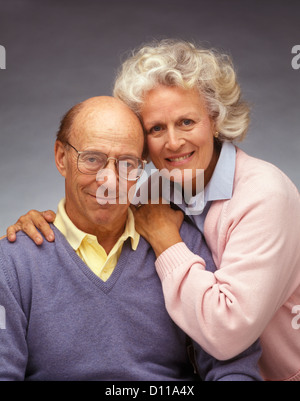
[214,131,219,138]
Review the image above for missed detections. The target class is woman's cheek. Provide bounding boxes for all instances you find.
[147,137,162,163]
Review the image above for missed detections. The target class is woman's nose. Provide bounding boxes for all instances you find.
[165,129,185,151]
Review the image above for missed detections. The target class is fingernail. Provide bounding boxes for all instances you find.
[47,233,54,241]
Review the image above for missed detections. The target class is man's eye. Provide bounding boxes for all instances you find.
[85,156,99,164]
[119,159,137,169]
[123,161,134,169]
[82,154,103,165]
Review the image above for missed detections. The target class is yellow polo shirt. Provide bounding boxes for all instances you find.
[54,199,140,281]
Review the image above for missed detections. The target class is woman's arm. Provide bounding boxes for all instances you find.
[153,183,300,360]
[6,210,56,244]
[132,173,300,361]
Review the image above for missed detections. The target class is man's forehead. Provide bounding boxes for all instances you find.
[72,116,143,142]
[74,101,142,131]
[66,97,144,153]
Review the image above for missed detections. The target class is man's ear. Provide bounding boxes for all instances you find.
[54,140,67,177]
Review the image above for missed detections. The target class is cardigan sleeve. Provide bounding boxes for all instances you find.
[155,160,300,361]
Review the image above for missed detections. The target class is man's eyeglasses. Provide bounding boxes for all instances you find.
[65,142,147,181]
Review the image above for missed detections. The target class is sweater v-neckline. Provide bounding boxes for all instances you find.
[53,225,134,294]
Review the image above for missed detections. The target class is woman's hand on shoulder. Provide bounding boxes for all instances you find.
[6,210,56,245]
[131,200,184,258]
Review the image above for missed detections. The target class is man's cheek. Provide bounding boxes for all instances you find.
[96,169,118,204]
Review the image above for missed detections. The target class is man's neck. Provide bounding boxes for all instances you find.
[64,203,128,255]
[94,224,127,254]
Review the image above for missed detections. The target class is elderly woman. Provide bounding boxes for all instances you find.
[6,40,300,381]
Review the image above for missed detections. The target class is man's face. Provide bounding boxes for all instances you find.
[55,97,144,235]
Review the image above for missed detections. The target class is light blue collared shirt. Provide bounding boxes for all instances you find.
[171,141,236,233]
[191,141,236,232]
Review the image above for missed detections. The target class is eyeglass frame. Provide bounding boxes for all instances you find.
[65,141,147,181]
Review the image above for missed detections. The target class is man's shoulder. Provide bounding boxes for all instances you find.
[0,231,34,250]
[0,227,71,291]
[180,218,208,249]
[180,217,200,235]
[0,226,65,263]
[0,231,48,251]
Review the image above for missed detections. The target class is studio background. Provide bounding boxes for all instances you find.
[0,0,299,236]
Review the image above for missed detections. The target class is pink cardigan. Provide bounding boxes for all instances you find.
[156,148,300,381]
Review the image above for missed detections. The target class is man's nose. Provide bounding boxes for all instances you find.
[105,158,118,169]
[96,159,118,185]
[100,158,118,176]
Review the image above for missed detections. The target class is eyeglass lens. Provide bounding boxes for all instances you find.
[78,151,143,180]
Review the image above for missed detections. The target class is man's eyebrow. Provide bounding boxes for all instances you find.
[81,148,141,158]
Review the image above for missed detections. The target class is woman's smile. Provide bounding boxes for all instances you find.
[165,151,195,165]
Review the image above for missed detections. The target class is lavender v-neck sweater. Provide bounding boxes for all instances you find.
[0,221,261,381]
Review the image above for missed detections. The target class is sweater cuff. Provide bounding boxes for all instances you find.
[155,242,204,281]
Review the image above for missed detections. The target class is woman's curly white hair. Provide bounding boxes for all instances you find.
[113,39,250,142]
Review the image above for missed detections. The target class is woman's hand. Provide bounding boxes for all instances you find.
[6,210,56,245]
[131,201,184,258]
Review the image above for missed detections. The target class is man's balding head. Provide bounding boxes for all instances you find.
[56,96,143,148]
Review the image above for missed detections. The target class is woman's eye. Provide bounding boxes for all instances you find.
[151,126,161,133]
[181,119,193,126]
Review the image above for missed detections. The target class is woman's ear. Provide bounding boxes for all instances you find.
[54,140,67,177]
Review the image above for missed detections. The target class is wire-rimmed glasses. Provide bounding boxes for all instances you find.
[66,142,147,181]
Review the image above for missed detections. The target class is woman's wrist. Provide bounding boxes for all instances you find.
[147,227,183,258]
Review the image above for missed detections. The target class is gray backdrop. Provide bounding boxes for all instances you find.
[0,0,299,236]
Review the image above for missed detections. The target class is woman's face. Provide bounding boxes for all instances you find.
[140,85,219,192]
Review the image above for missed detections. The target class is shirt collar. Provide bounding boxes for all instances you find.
[169,141,236,215]
[121,207,140,250]
[191,142,236,231]
[204,141,236,202]
[54,198,139,251]
[134,141,236,218]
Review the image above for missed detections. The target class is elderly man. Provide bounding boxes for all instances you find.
[0,96,262,381]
